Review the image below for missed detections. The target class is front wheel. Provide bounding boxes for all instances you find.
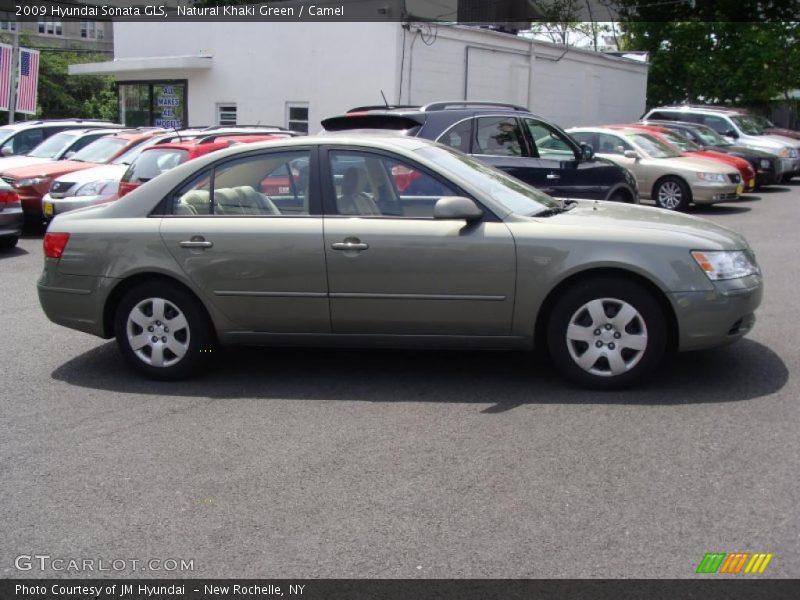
[114,281,213,380]
[654,176,690,211]
[547,277,668,389]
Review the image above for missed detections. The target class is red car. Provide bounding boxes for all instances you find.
[118,134,289,198]
[3,130,166,219]
[607,124,756,191]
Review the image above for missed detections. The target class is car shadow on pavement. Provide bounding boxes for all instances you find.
[0,246,28,259]
[50,338,787,412]
[754,186,791,194]
[687,205,751,215]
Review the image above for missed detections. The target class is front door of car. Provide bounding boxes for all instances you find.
[321,147,516,336]
[454,115,560,196]
[159,148,331,333]
[518,117,589,198]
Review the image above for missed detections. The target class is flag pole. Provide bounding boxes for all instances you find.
[7,26,17,124]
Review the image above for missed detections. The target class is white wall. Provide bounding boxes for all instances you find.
[402,25,648,128]
[113,21,401,130]
[109,21,647,131]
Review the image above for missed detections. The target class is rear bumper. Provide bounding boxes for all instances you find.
[42,193,108,221]
[0,206,24,239]
[672,274,763,352]
[37,268,111,338]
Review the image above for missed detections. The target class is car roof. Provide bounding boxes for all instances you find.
[650,106,747,117]
[0,119,118,131]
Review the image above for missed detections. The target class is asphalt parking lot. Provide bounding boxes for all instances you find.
[1,186,798,579]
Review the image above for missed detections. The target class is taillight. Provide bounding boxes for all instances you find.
[118,181,140,198]
[0,189,20,208]
[44,232,70,258]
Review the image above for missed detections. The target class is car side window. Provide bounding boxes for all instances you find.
[4,128,45,155]
[524,118,576,160]
[328,150,458,218]
[700,114,730,134]
[438,119,472,153]
[474,117,526,157]
[597,134,632,155]
[71,133,107,153]
[170,150,312,216]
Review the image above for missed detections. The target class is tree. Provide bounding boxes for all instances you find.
[0,43,117,122]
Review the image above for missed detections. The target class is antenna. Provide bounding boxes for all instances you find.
[380,90,389,108]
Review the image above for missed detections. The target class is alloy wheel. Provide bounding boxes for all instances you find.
[126,297,190,368]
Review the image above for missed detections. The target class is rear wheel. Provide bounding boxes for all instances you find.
[608,190,633,203]
[547,277,668,389]
[114,281,213,380]
[654,176,690,211]
[782,173,794,183]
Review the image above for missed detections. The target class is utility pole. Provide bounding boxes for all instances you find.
[7,24,17,124]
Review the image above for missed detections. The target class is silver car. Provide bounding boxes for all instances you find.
[38,136,763,388]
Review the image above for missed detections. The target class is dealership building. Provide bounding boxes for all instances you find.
[70,11,649,132]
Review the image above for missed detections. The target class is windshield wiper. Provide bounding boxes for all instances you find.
[533,200,577,217]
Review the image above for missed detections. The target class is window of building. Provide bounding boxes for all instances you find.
[286,103,309,134]
[216,104,237,126]
[81,21,95,39]
[38,19,63,35]
[0,11,17,30]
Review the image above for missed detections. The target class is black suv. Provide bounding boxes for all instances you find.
[321,101,639,203]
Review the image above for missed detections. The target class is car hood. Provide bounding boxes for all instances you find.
[721,145,776,158]
[52,164,127,185]
[0,156,55,172]
[3,160,100,180]
[530,199,748,250]
[656,155,738,174]
[765,127,800,140]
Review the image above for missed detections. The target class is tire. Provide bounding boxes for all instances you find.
[653,176,690,211]
[781,173,794,183]
[114,280,213,380]
[0,235,19,251]
[547,277,668,389]
[608,191,632,203]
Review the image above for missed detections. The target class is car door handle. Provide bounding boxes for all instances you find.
[331,240,369,251]
[179,238,213,249]
[546,173,561,180]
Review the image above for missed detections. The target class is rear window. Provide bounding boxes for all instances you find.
[71,137,128,163]
[122,149,189,184]
[321,114,422,133]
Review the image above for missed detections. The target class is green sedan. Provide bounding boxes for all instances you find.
[38,135,763,388]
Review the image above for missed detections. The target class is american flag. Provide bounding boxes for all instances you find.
[0,44,12,111]
[15,48,39,115]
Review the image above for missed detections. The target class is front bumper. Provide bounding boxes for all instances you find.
[0,205,24,239]
[42,193,109,221]
[671,274,763,352]
[690,181,741,204]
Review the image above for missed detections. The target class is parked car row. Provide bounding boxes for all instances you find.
[0,122,300,247]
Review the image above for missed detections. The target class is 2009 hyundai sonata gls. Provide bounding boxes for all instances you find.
[38,135,763,388]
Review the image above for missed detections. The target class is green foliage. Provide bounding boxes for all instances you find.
[616,4,800,110]
[0,50,117,122]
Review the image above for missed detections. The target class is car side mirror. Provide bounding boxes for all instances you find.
[623,150,639,159]
[579,143,594,161]
[433,196,483,221]
[724,129,739,139]
[1,146,12,157]
[64,151,76,159]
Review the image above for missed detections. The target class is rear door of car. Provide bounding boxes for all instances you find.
[159,147,330,333]
[320,145,516,336]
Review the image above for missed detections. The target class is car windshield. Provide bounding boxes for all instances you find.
[751,115,774,129]
[626,133,682,158]
[660,130,702,152]
[731,115,763,135]
[26,132,76,158]
[71,137,128,163]
[691,126,732,147]
[415,145,559,216]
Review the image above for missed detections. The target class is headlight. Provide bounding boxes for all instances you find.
[778,147,791,158]
[691,250,759,280]
[791,148,799,158]
[74,179,118,197]
[759,159,771,169]
[15,177,48,187]
[696,172,726,183]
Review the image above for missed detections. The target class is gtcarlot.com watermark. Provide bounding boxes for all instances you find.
[15,554,195,573]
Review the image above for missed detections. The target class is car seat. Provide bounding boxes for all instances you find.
[337,167,380,215]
